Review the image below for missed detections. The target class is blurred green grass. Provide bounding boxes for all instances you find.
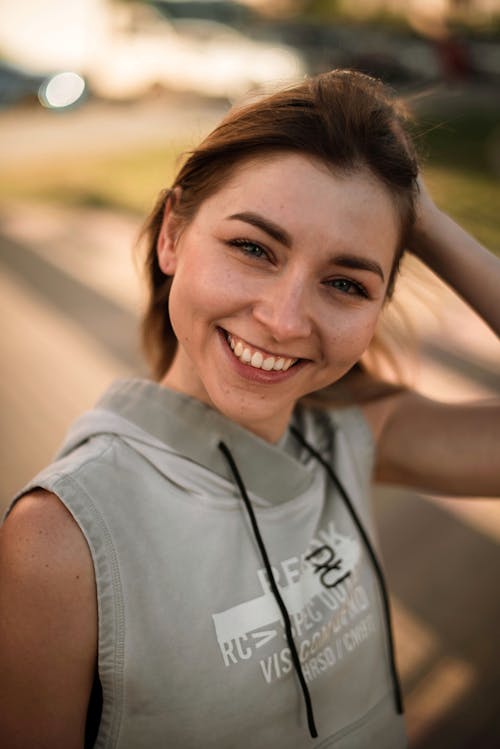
[416,111,500,253]
[2,110,499,254]
[1,140,187,216]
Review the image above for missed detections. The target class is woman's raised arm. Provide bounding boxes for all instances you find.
[361,179,500,497]
[0,490,97,749]
[410,178,500,336]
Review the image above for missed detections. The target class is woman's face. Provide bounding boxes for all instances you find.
[158,153,400,442]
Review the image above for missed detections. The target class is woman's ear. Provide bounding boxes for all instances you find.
[157,187,183,276]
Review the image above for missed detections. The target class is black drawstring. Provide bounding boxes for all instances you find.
[218,441,319,739]
[289,425,404,716]
[219,425,404,741]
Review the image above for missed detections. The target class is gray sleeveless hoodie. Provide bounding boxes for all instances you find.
[7,378,407,748]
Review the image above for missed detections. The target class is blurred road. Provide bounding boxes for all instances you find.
[0,94,227,167]
[1,94,499,747]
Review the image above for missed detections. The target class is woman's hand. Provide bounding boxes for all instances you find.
[410,176,441,254]
[407,175,500,337]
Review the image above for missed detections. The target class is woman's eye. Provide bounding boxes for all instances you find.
[328,278,368,297]
[229,239,268,259]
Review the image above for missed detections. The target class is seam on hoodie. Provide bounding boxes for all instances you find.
[52,439,125,749]
[2,435,112,522]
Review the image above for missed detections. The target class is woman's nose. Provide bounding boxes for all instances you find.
[252,273,313,342]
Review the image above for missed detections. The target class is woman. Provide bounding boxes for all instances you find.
[1,70,499,749]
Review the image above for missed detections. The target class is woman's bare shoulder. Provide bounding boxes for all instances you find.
[0,490,97,746]
[0,488,97,642]
[1,488,92,572]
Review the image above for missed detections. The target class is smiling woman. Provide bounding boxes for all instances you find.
[1,70,499,749]
[156,155,399,442]
[142,70,418,383]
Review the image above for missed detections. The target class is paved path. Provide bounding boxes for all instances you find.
[1,199,499,748]
[0,94,226,168]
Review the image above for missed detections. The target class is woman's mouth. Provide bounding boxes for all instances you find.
[221,329,300,372]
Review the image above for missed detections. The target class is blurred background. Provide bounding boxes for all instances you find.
[1,0,499,746]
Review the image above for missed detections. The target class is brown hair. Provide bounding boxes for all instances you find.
[139,69,419,396]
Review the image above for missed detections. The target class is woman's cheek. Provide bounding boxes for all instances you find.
[329,314,380,370]
[334,306,379,343]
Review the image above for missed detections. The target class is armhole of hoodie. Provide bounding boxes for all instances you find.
[326,404,382,554]
[329,404,376,482]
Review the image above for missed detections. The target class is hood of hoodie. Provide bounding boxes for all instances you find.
[55,378,326,507]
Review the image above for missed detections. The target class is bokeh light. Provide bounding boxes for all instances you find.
[38,72,86,109]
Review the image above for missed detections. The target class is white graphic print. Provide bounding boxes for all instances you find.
[212,522,376,684]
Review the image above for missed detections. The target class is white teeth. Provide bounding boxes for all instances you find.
[251,351,263,368]
[226,332,298,372]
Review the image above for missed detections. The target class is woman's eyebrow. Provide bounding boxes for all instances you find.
[227,211,385,282]
[227,211,292,247]
[332,254,385,283]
